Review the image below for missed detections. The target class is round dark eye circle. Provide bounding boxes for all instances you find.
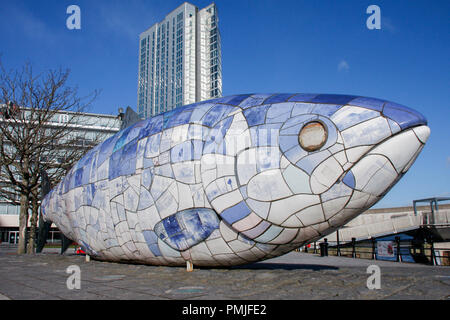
[298,121,328,152]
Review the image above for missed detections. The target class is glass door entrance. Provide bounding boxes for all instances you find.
[8,231,19,244]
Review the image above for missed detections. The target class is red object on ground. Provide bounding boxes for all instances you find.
[75,246,86,255]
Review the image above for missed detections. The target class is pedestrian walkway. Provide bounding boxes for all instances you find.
[0,244,449,300]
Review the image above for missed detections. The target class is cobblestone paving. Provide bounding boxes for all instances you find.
[0,244,449,300]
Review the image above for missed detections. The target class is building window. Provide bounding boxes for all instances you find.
[59,114,69,123]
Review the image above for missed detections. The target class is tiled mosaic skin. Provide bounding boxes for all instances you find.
[41,93,430,266]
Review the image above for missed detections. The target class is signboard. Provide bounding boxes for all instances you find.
[377,241,395,258]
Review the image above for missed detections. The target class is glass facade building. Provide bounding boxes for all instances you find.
[0,106,121,243]
[137,2,222,119]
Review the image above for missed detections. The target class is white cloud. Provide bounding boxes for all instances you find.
[2,3,56,44]
[382,17,397,33]
[337,60,350,72]
[96,0,154,42]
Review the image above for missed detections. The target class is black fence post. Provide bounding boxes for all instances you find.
[313,241,317,254]
[372,238,376,260]
[395,236,401,262]
[336,230,341,257]
[351,237,356,258]
[429,235,436,266]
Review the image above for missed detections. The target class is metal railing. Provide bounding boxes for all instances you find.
[302,237,450,266]
[325,209,450,243]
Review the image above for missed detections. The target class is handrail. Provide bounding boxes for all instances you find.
[303,238,450,266]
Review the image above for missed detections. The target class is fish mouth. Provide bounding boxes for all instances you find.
[319,123,430,233]
[338,98,430,202]
[341,124,430,201]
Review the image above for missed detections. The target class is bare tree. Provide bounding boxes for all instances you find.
[0,60,105,254]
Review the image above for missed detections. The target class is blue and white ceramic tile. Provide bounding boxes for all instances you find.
[41,93,430,266]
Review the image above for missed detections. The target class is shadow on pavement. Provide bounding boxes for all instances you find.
[232,263,339,271]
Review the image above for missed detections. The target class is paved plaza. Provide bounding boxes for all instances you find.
[0,243,449,301]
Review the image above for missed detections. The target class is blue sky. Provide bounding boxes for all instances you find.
[0,0,449,208]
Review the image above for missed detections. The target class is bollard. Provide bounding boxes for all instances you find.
[395,236,401,262]
[319,243,325,256]
[320,239,329,257]
[429,236,436,266]
[336,230,341,257]
[351,238,356,258]
[371,238,376,260]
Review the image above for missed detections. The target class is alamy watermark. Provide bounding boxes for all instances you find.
[65,5,380,31]
[66,265,81,290]
[66,5,81,30]
[366,265,381,290]
[366,5,381,30]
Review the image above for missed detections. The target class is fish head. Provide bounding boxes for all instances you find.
[237,95,429,241]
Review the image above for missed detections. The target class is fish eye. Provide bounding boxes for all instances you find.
[298,121,328,152]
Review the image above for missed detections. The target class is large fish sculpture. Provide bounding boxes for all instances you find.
[41,93,430,267]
